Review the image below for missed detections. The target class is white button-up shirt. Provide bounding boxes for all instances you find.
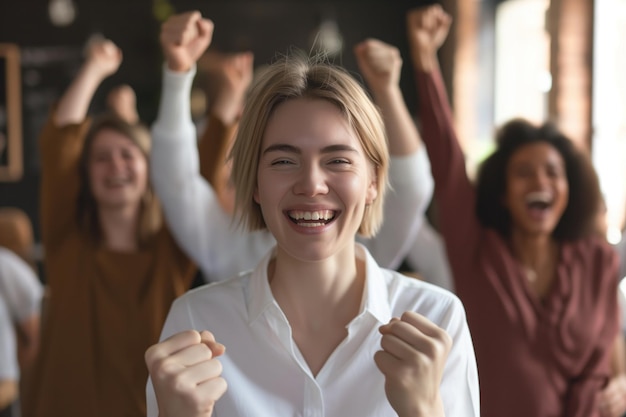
[147,244,479,416]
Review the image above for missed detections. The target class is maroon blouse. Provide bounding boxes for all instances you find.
[416,68,619,417]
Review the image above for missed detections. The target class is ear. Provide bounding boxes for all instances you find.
[365,174,378,205]
[253,186,260,204]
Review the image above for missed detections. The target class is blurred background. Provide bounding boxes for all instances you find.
[0,0,625,254]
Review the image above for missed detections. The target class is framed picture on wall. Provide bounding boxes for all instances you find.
[0,43,22,182]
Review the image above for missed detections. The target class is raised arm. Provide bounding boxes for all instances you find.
[151,11,230,278]
[354,38,434,269]
[197,50,253,214]
[407,5,482,270]
[40,38,122,249]
[54,38,122,126]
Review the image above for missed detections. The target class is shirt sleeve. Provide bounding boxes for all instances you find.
[360,147,434,269]
[39,110,91,251]
[415,67,483,280]
[438,295,480,417]
[0,248,43,323]
[150,65,230,282]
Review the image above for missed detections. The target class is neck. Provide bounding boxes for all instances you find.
[98,205,140,252]
[269,243,365,331]
[510,230,557,270]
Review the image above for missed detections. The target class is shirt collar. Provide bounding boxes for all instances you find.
[245,243,392,325]
[356,243,392,325]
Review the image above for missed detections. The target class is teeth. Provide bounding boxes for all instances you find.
[299,222,325,227]
[289,210,334,221]
[525,191,552,204]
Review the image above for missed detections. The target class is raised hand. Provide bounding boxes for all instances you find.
[374,311,451,417]
[106,84,139,124]
[202,50,254,124]
[145,330,227,417]
[84,37,123,81]
[406,5,452,72]
[54,37,123,125]
[161,11,214,73]
[354,38,402,98]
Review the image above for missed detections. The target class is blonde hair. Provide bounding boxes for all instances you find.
[230,55,389,238]
[77,113,162,247]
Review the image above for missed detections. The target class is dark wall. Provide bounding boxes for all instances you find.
[0,0,434,242]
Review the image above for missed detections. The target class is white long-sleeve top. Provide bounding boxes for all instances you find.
[151,66,434,283]
[405,220,455,291]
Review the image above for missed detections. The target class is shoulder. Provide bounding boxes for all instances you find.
[173,271,251,311]
[383,269,466,328]
[565,237,620,294]
[567,236,618,268]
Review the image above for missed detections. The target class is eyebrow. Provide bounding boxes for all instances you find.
[262,143,359,155]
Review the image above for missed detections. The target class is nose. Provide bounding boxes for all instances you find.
[107,152,126,173]
[292,162,329,197]
[531,169,550,187]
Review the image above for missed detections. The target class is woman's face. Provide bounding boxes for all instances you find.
[88,128,148,211]
[504,142,569,237]
[254,98,378,262]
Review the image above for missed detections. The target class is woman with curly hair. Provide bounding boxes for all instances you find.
[408,4,623,417]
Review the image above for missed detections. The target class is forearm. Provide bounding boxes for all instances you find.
[414,66,482,275]
[198,115,237,188]
[54,62,107,126]
[0,380,18,410]
[411,50,441,75]
[371,85,420,156]
[611,334,626,377]
[151,64,220,275]
[363,149,433,269]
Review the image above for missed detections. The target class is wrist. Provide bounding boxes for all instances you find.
[411,52,440,74]
[398,396,445,417]
[209,99,241,126]
[166,59,193,73]
[371,85,403,105]
[80,61,111,83]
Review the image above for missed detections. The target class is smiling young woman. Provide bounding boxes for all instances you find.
[144,11,479,417]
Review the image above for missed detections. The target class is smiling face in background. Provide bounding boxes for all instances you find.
[254,98,378,263]
[504,141,569,238]
[88,128,148,211]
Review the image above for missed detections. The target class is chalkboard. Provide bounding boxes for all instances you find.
[0,43,22,182]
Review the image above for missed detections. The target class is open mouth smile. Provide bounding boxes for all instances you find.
[287,209,336,227]
[525,191,553,211]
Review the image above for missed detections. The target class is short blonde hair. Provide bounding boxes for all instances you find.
[230,55,389,238]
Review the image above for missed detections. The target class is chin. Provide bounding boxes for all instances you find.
[98,197,140,211]
[278,241,338,263]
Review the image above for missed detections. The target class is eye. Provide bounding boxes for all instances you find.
[92,152,110,163]
[546,165,563,178]
[121,149,136,160]
[329,158,350,165]
[270,158,294,166]
[513,166,533,178]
